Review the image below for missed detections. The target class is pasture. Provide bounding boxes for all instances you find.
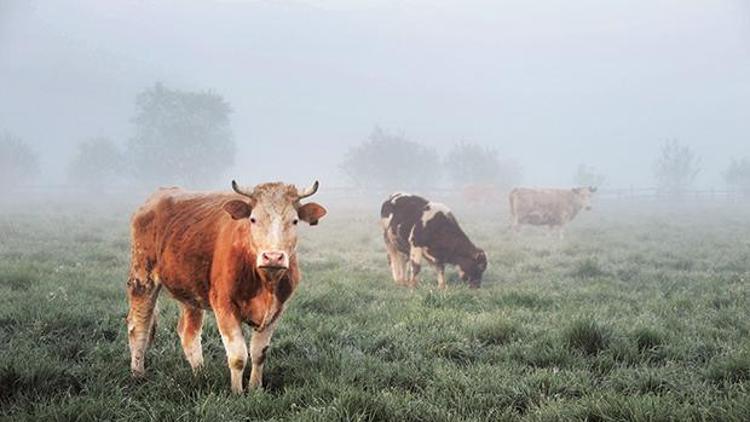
[1,197,749,421]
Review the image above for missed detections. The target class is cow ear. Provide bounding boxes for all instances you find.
[298,203,327,226]
[223,200,252,220]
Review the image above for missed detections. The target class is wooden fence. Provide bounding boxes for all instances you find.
[2,185,749,205]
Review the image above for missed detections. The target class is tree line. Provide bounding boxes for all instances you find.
[1,82,749,197]
[2,82,234,191]
[339,127,522,191]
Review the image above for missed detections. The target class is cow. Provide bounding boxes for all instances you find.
[380,193,487,289]
[509,186,596,238]
[126,180,326,393]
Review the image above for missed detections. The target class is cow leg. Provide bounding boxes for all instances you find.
[216,312,247,394]
[399,253,410,284]
[385,240,406,284]
[409,247,423,287]
[436,264,447,290]
[177,303,204,372]
[126,275,161,377]
[248,322,278,390]
[510,214,520,236]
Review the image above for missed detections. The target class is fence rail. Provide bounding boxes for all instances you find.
[595,187,747,201]
[2,185,748,203]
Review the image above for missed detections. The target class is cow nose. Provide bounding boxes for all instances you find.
[260,251,287,268]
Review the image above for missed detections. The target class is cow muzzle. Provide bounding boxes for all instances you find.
[258,251,289,269]
[257,251,289,281]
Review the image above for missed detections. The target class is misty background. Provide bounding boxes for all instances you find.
[1,0,749,192]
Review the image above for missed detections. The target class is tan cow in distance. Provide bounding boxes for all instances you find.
[509,186,596,238]
[126,180,326,393]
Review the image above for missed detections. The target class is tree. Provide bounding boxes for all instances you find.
[67,137,126,188]
[573,164,606,187]
[0,131,39,189]
[724,157,750,197]
[653,139,700,197]
[340,127,440,191]
[444,141,521,189]
[127,83,234,187]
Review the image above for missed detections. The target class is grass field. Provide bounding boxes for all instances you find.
[1,198,749,421]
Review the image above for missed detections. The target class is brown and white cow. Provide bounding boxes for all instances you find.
[509,186,596,238]
[126,180,326,393]
[380,193,487,289]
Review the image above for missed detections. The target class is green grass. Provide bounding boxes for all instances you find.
[1,202,749,420]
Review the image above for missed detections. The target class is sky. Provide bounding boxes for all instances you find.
[1,0,749,188]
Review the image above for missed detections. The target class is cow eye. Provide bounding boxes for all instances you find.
[250,217,257,224]
[292,219,299,225]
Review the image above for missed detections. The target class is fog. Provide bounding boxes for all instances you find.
[1,0,749,191]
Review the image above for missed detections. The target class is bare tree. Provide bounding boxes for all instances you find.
[0,131,39,189]
[340,126,440,191]
[653,139,700,197]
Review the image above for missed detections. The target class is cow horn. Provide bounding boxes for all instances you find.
[298,180,319,199]
[231,180,255,198]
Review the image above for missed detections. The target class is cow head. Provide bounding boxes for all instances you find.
[458,249,487,288]
[573,186,597,211]
[223,180,327,283]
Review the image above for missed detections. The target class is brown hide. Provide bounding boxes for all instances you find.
[129,188,299,328]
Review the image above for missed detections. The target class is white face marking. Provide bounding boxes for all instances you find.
[249,202,298,269]
[268,216,282,245]
[420,202,452,227]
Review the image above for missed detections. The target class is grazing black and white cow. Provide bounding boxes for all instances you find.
[380,193,487,289]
